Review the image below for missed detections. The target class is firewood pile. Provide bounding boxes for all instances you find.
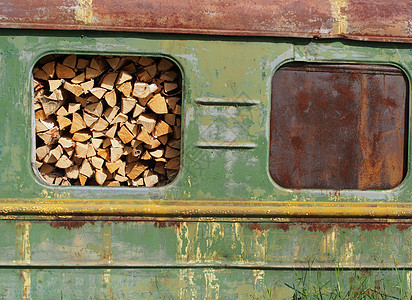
[33,54,181,187]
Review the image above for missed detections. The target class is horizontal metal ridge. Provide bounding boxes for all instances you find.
[197,141,257,149]
[195,97,260,106]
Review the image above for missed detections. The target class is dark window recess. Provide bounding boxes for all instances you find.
[270,63,408,190]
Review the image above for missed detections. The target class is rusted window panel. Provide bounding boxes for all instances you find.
[270,63,407,190]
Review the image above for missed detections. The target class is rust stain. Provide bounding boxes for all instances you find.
[0,0,411,42]
[50,216,94,230]
[270,63,407,190]
[16,222,31,299]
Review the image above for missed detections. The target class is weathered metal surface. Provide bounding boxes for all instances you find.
[1,217,412,298]
[270,63,407,190]
[0,0,412,42]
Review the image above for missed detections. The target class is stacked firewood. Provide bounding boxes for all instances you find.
[33,54,181,187]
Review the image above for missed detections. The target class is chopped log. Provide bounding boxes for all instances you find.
[133,82,151,98]
[110,138,123,148]
[164,81,178,93]
[35,119,50,133]
[49,79,63,91]
[85,67,100,79]
[114,174,128,182]
[62,55,77,69]
[130,139,142,149]
[90,57,107,73]
[122,63,137,73]
[144,64,157,78]
[66,165,79,179]
[112,113,128,124]
[118,161,126,176]
[56,115,72,130]
[117,81,132,97]
[65,146,75,158]
[143,169,159,187]
[105,124,118,139]
[137,114,156,133]
[137,70,152,82]
[97,148,110,161]
[56,106,69,116]
[95,169,107,186]
[91,117,109,131]
[80,159,93,178]
[77,58,90,70]
[138,94,152,106]
[35,109,48,121]
[36,145,51,161]
[71,72,85,84]
[125,122,138,136]
[85,102,103,117]
[83,112,98,127]
[173,126,181,139]
[102,138,112,149]
[87,95,100,103]
[154,162,166,175]
[103,106,119,124]
[47,89,64,101]
[91,138,103,149]
[157,59,174,72]
[160,71,178,81]
[80,79,94,93]
[165,145,180,158]
[63,81,83,97]
[158,135,168,145]
[175,117,181,126]
[138,57,155,66]
[116,71,133,85]
[104,89,117,107]
[92,131,105,138]
[79,174,88,186]
[117,125,134,144]
[167,139,181,149]
[43,152,58,164]
[59,136,74,148]
[106,160,122,173]
[42,61,55,78]
[90,156,104,169]
[136,127,152,144]
[55,155,73,169]
[164,113,176,125]
[42,173,56,184]
[75,142,88,158]
[101,72,118,90]
[68,103,81,114]
[166,169,179,180]
[165,157,180,170]
[125,162,148,180]
[149,148,164,158]
[56,63,76,79]
[121,97,136,115]
[173,105,182,115]
[106,57,121,70]
[132,103,145,118]
[34,69,48,81]
[147,94,168,114]
[153,120,172,137]
[110,147,123,162]
[140,150,151,160]
[40,97,63,116]
[105,181,121,187]
[90,87,106,99]
[87,144,96,158]
[144,138,161,150]
[166,97,179,111]
[70,112,86,133]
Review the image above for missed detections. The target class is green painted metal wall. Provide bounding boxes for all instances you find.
[1,29,412,298]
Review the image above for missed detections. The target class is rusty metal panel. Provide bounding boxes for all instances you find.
[0,0,412,42]
[270,63,407,190]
